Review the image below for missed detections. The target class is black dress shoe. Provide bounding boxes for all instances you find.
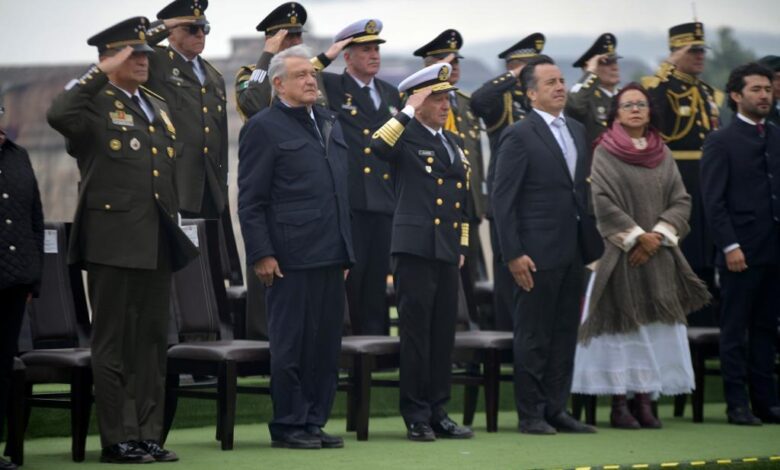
[727,407,762,426]
[137,440,179,462]
[0,457,18,470]
[755,406,780,424]
[431,417,474,439]
[100,441,155,464]
[547,412,597,433]
[306,426,344,448]
[407,422,436,442]
[271,429,322,449]
[518,419,556,435]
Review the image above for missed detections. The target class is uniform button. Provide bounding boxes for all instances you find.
[427,157,434,164]
[204,126,210,133]
[363,147,371,155]
[437,178,444,186]
[699,132,705,139]
[201,87,207,94]
[455,202,461,209]
[153,170,160,177]
[2,193,8,199]
[217,105,222,112]
[436,198,443,206]
[204,147,209,154]
[152,147,158,155]
[434,218,441,225]
[696,120,702,126]
[456,182,463,189]
[5,219,11,225]
[350,109,358,116]
[104,204,111,210]
[202,106,208,113]
[453,222,459,229]
[464,149,470,156]
[769,173,774,179]
[155,192,160,199]
[457,116,462,122]
[148,125,155,133]
[383,173,390,180]
[9,245,16,252]
[459,132,465,139]
[773,194,777,200]
[364,166,371,174]
[363,128,370,135]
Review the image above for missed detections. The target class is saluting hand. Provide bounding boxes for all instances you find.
[254,256,284,287]
[163,18,195,30]
[437,53,457,64]
[509,255,536,292]
[667,45,692,66]
[264,29,288,54]
[405,85,434,111]
[585,54,608,74]
[324,37,353,61]
[97,46,135,74]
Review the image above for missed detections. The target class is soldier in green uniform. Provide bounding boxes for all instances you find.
[46,17,198,463]
[234,3,352,122]
[414,29,487,318]
[758,55,780,126]
[142,0,228,220]
[566,33,622,146]
[470,33,544,331]
[643,22,724,324]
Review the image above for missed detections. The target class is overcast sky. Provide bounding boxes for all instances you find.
[1,0,778,65]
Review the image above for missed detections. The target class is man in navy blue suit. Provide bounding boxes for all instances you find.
[238,44,354,448]
[493,55,603,435]
[701,62,780,426]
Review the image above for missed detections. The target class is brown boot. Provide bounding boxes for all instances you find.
[634,393,662,428]
[610,395,640,429]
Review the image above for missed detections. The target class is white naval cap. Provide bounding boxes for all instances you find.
[398,63,457,95]
[334,18,385,44]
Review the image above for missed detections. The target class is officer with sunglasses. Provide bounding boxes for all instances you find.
[144,0,229,220]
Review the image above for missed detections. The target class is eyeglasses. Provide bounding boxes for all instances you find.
[618,101,649,111]
[182,24,211,35]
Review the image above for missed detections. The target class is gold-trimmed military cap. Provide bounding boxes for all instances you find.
[398,63,457,95]
[414,29,463,59]
[498,33,545,61]
[668,22,707,51]
[157,0,209,26]
[87,17,154,54]
[256,2,307,34]
[572,33,621,68]
[335,19,386,45]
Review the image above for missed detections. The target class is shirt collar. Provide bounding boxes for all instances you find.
[533,107,564,125]
[420,121,443,137]
[109,82,142,100]
[599,86,618,98]
[736,112,766,126]
[347,72,376,91]
[170,45,199,64]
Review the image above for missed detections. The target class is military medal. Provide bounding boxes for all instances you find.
[109,139,122,151]
[389,105,398,115]
[425,165,432,173]
[114,100,125,110]
[129,137,141,151]
[109,111,134,127]
[159,110,176,134]
[678,105,692,117]
[172,67,180,76]
[167,146,175,158]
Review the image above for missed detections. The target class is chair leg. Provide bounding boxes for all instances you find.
[345,369,356,432]
[651,400,659,418]
[161,373,180,445]
[217,361,238,450]
[70,367,92,462]
[462,384,478,427]
[483,351,501,432]
[585,395,597,426]
[692,349,705,423]
[354,355,372,441]
[673,394,686,417]
[572,394,585,421]
[5,367,25,465]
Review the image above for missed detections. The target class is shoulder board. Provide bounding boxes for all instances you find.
[456,89,471,99]
[201,58,223,77]
[713,89,726,107]
[641,76,660,89]
[139,85,166,103]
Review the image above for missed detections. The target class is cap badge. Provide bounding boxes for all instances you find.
[365,20,377,35]
[438,66,450,81]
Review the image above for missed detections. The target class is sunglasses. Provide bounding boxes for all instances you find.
[618,101,649,111]
[182,24,211,35]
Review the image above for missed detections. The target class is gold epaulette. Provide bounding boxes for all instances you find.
[641,76,661,89]
[461,222,470,247]
[713,89,726,107]
[671,150,702,160]
[139,85,165,102]
[373,118,405,146]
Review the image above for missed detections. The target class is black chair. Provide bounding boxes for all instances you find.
[163,219,271,451]
[16,222,93,462]
[672,327,721,423]
[217,208,249,339]
[3,358,25,466]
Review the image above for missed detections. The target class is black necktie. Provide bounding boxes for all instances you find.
[132,95,149,122]
[362,86,377,110]
[757,122,765,137]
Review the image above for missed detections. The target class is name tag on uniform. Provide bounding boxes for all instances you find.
[109,111,134,127]
[418,149,435,157]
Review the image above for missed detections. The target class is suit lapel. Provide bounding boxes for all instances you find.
[111,86,147,123]
[530,111,572,183]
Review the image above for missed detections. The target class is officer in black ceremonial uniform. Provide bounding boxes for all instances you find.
[643,22,724,324]
[414,30,488,309]
[46,17,198,463]
[143,0,228,219]
[470,32,544,331]
[566,33,622,146]
[315,19,403,335]
[758,55,780,126]
[371,63,474,442]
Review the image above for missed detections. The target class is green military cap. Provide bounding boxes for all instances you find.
[668,22,707,51]
[572,33,621,68]
[758,55,780,72]
[335,19,386,45]
[414,29,464,59]
[157,0,209,26]
[87,17,154,54]
[398,63,457,95]
[498,33,545,61]
[256,2,307,34]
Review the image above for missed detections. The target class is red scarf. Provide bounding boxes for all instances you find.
[596,121,666,169]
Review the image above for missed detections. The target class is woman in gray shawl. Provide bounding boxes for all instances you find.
[571,83,710,429]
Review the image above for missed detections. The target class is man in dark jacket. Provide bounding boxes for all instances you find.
[47,17,198,463]
[238,44,354,449]
[701,62,780,426]
[371,62,473,442]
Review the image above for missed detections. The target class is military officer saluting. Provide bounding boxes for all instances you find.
[142,0,228,219]
[470,32,545,331]
[414,30,487,287]
[371,62,474,442]
[47,17,198,463]
[566,33,622,146]
[234,3,353,121]
[317,19,403,335]
[643,22,723,316]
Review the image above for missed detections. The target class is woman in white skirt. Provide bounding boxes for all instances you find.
[572,83,711,429]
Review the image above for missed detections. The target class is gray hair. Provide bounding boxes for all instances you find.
[269,44,314,98]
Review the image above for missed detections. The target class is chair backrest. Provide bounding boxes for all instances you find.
[218,208,244,287]
[171,219,233,340]
[23,222,90,350]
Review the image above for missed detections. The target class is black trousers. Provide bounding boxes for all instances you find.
[87,259,172,448]
[265,266,344,437]
[489,220,515,331]
[393,254,459,425]
[512,261,584,422]
[0,285,28,443]
[719,264,780,413]
[346,211,392,335]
